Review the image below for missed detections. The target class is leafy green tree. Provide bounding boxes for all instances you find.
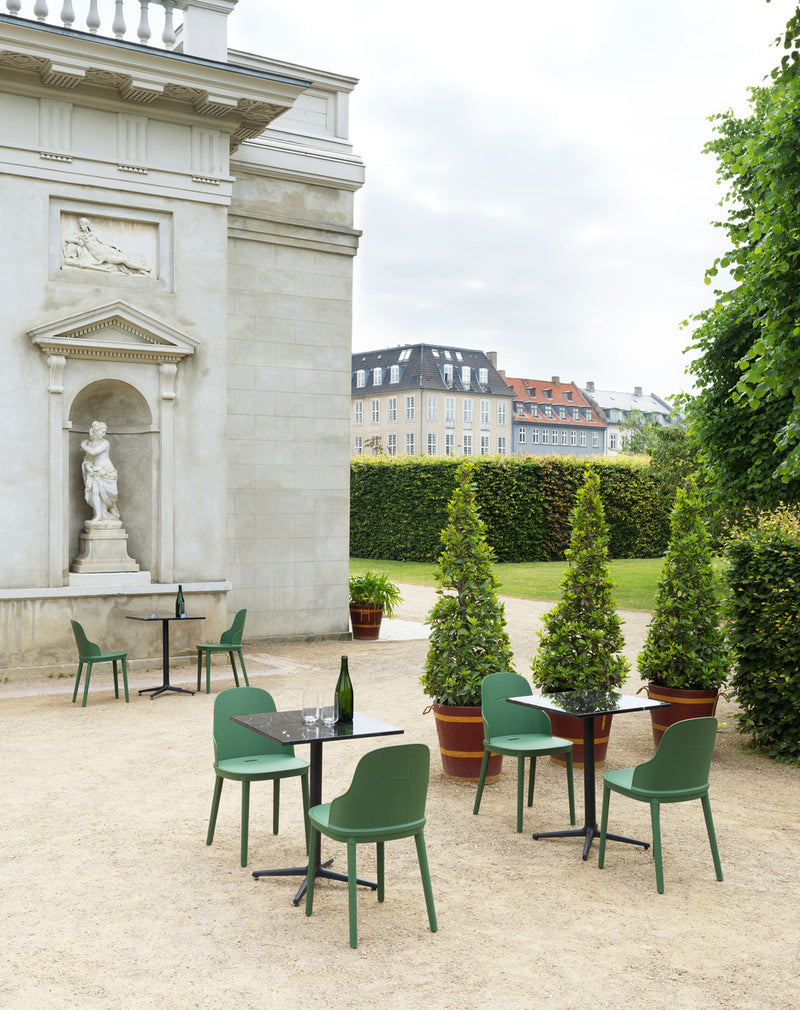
[638,478,730,690]
[686,6,800,506]
[420,461,514,706]
[530,469,629,693]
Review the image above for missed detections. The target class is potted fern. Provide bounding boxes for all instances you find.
[420,461,515,781]
[348,570,402,639]
[530,468,629,765]
[637,477,729,744]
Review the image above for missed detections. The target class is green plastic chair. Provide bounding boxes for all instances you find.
[473,673,575,833]
[207,687,309,867]
[196,609,249,694]
[70,620,129,708]
[598,716,723,893]
[305,743,437,949]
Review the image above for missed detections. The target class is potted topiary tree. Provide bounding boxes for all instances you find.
[637,477,730,744]
[348,570,403,640]
[530,468,629,766]
[420,461,515,782]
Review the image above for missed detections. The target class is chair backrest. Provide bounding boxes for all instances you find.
[481,672,552,739]
[632,717,718,794]
[220,609,247,647]
[212,686,292,762]
[70,620,101,659]
[329,744,430,831]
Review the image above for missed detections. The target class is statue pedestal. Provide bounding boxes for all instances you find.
[70,522,140,574]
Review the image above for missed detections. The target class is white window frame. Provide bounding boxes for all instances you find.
[405,395,415,422]
[387,396,397,423]
[579,431,587,446]
[353,401,363,425]
[462,433,472,455]
[542,430,550,445]
[390,365,400,383]
[427,395,438,421]
[427,432,437,455]
[497,436,507,455]
[463,398,473,425]
[370,399,380,424]
[480,434,490,456]
[445,433,455,456]
[518,427,527,443]
[592,432,599,447]
[445,396,455,423]
[387,433,397,456]
[353,435,363,454]
[531,429,539,444]
[405,432,415,454]
[480,399,490,426]
[498,402,507,425]
[570,430,577,445]
[373,367,383,385]
[356,369,366,388]
[478,367,489,386]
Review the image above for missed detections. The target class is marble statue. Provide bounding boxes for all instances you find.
[81,421,121,524]
[62,217,152,276]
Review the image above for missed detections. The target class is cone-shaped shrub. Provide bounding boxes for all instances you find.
[638,477,729,690]
[531,469,629,692]
[420,461,514,706]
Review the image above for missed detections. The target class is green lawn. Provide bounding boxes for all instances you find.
[350,557,669,612]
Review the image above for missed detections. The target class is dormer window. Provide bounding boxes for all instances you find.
[564,390,573,401]
[356,369,366,388]
[544,389,553,399]
[389,365,400,383]
[443,363,454,387]
[461,366,471,388]
[558,407,566,419]
[373,367,383,385]
[478,367,488,386]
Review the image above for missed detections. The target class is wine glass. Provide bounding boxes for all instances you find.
[322,698,338,727]
[302,688,319,725]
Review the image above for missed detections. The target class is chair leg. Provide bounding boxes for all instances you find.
[196,649,203,692]
[238,649,249,687]
[272,779,280,834]
[121,657,129,702]
[305,828,319,916]
[701,794,723,882]
[207,776,224,845]
[240,779,250,867]
[650,800,664,893]
[376,841,385,902]
[229,650,240,687]
[565,750,576,825]
[81,661,93,707]
[473,749,491,815]
[206,651,212,694]
[516,755,525,833]
[72,661,83,703]
[347,842,359,949]
[112,659,120,699]
[415,830,438,933]
[300,775,310,853]
[598,783,611,868]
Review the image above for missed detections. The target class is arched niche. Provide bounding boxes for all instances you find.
[29,300,199,585]
[69,381,154,573]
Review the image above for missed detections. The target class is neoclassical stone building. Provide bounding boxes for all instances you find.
[0,1,363,672]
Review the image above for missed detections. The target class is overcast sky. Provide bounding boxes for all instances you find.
[228,0,797,399]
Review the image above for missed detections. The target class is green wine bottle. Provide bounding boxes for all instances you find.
[334,655,353,724]
[175,584,186,617]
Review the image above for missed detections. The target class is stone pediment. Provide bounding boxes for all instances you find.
[28,301,199,365]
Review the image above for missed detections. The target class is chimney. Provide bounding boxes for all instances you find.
[586,381,595,392]
[486,351,498,368]
[634,386,643,397]
[551,375,560,385]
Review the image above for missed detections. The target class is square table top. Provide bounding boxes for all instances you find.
[508,690,669,720]
[231,710,403,747]
[126,614,204,622]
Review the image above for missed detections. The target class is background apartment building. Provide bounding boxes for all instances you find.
[351,345,514,456]
[583,383,678,453]
[507,376,607,456]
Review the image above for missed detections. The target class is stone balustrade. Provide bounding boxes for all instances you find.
[2,1,237,58]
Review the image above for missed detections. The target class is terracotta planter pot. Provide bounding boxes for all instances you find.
[432,702,503,783]
[547,710,614,769]
[642,683,722,747]
[349,603,383,640]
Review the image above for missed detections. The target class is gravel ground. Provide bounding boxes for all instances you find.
[1,584,798,1008]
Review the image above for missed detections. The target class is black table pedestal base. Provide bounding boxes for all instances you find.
[532,826,650,861]
[253,859,379,907]
[139,684,195,698]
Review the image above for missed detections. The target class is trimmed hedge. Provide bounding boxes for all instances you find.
[350,455,670,562]
[727,508,800,763]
